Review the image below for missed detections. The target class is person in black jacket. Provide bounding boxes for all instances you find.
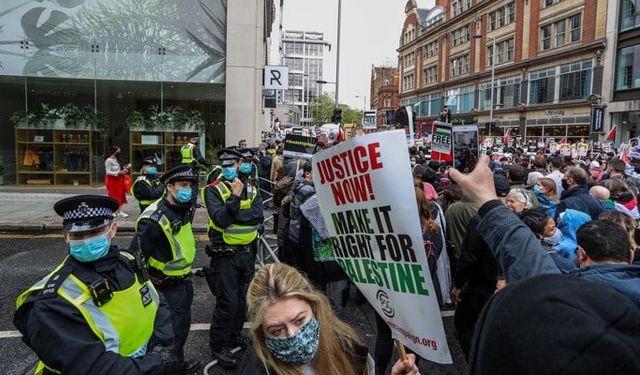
[131,156,165,213]
[15,195,180,374]
[556,166,609,220]
[202,148,264,368]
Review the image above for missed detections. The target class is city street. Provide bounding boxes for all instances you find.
[0,233,468,375]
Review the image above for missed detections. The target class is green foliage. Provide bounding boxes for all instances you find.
[126,105,207,132]
[310,93,361,126]
[10,103,107,131]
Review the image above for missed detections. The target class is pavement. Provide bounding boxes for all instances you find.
[0,187,211,233]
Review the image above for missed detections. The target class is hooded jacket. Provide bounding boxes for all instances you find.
[556,185,609,220]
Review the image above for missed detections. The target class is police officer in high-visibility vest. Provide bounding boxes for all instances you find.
[202,148,263,368]
[132,165,200,374]
[14,195,180,374]
[131,156,164,213]
[238,148,259,182]
[181,135,211,169]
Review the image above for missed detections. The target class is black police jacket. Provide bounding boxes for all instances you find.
[13,246,175,374]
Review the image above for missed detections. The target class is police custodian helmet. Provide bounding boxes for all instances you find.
[53,195,118,233]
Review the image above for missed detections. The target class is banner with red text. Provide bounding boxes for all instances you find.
[311,130,452,364]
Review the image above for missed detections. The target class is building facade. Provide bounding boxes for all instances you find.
[0,0,274,186]
[602,0,640,145]
[398,0,607,145]
[281,30,330,126]
[370,66,400,128]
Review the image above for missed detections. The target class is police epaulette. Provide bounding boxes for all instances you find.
[149,209,164,222]
[40,264,74,298]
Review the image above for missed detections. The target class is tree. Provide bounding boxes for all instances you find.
[310,93,361,127]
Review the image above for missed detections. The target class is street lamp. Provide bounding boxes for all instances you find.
[473,35,496,133]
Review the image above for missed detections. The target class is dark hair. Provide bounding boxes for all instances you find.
[609,158,626,173]
[577,220,631,262]
[518,208,551,237]
[302,162,312,174]
[565,166,588,186]
[549,157,563,170]
[507,164,527,184]
[428,160,440,171]
[533,159,546,170]
[109,145,120,156]
[422,168,438,184]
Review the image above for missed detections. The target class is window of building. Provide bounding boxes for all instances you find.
[541,14,582,51]
[384,95,391,107]
[480,75,521,110]
[446,85,475,114]
[451,25,470,47]
[620,0,640,31]
[543,0,565,8]
[529,67,556,104]
[616,44,640,90]
[488,2,515,31]
[403,52,415,68]
[403,74,415,91]
[450,54,470,77]
[487,38,515,66]
[424,66,438,85]
[451,0,472,17]
[425,41,439,59]
[559,59,592,101]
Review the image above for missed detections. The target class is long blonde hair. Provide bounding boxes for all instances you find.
[247,263,364,375]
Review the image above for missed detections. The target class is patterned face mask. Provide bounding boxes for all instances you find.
[264,316,320,366]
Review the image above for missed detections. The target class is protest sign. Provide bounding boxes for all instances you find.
[431,121,453,162]
[577,143,589,157]
[363,111,377,130]
[560,143,571,157]
[283,134,317,159]
[312,130,452,364]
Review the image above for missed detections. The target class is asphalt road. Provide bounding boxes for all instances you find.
[0,233,468,375]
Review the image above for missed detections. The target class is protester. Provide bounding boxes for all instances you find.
[546,157,564,196]
[589,160,605,182]
[258,145,273,193]
[452,173,510,359]
[104,145,130,217]
[602,158,640,195]
[518,208,575,272]
[603,178,640,219]
[599,211,639,257]
[241,263,373,375]
[444,189,479,264]
[556,166,608,220]
[533,177,558,218]
[505,188,535,214]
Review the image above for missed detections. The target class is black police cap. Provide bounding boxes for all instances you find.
[217,148,243,166]
[238,148,254,161]
[160,165,198,184]
[142,156,157,165]
[53,195,118,233]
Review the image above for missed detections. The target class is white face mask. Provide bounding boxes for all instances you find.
[543,228,563,246]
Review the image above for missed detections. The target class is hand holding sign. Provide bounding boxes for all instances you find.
[391,354,420,375]
[448,155,497,206]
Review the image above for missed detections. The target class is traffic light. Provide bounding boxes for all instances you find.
[332,108,342,124]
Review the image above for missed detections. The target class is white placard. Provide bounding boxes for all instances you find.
[264,65,289,90]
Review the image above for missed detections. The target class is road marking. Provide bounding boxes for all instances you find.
[0,312,455,339]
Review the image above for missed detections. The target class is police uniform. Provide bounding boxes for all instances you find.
[202,148,264,368]
[132,166,200,374]
[238,148,260,182]
[180,137,211,168]
[14,195,179,375]
[131,157,164,213]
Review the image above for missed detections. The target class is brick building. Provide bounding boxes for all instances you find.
[370,66,400,128]
[398,0,607,144]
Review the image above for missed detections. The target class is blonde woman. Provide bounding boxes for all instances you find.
[242,263,373,375]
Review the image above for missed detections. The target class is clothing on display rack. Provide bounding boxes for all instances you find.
[22,147,53,170]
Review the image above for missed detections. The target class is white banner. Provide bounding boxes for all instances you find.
[311,131,452,364]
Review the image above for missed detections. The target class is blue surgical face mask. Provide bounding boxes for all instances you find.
[222,167,238,180]
[69,233,111,262]
[532,185,541,194]
[146,166,157,176]
[239,163,252,174]
[264,316,320,366]
[173,187,192,203]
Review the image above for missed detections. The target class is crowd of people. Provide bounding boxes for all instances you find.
[13,131,640,374]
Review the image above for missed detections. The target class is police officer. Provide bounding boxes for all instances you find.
[14,195,180,374]
[238,148,259,182]
[181,135,211,169]
[131,156,165,213]
[132,165,200,374]
[202,148,264,368]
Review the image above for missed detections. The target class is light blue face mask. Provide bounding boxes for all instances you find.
[173,187,192,203]
[264,316,320,365]
[222,167,238,180]
[146,167,157,175]
[532,185,542,194]
[69,233,111,262]
[239,163,252,174]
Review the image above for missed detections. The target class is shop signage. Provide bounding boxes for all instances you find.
[591,106,605,133]
[264,65,289,90]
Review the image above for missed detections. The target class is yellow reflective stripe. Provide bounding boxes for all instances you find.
[16,259,68,309]
[225,225,258,235]
[35,361,61,375]
[58,276,121,353]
